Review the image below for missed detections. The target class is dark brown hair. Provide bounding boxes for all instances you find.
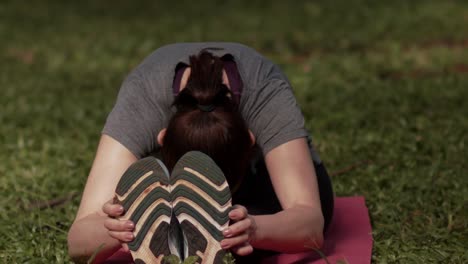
[161,51,252,190]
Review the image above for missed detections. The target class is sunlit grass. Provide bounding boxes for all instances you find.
[1,0,467,263]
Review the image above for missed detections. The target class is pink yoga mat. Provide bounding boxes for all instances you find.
[260,196,373,264]
[105,196,373,264]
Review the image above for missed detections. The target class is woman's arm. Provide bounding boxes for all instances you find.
[222,137,324,253]
[68,135,137,263]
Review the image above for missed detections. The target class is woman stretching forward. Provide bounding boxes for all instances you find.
[67,43,334,263]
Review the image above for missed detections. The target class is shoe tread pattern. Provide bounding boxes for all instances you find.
[115,157,172,263]
[171,151,232,264]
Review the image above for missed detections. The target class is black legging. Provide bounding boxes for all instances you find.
[233,159,334,231]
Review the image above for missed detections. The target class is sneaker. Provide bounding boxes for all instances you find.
[171,151,232,263]
[115,157,176,263]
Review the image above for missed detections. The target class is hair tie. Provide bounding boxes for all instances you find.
[197,104,216,112]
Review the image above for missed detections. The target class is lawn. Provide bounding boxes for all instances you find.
[0,0,467,263]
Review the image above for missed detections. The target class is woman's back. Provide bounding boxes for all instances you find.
[103,42,311,161]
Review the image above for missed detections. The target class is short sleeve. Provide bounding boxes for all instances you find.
[102,76,164,159]
[242,78,308,155]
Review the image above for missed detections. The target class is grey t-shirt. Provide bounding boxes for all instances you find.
[103,42,313,160]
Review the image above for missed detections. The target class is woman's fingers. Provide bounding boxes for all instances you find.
[220,233,249,249]
[229,205,248,221]
[108,230,134,242]
[104,215,134,243]
[102,198,135,246]
[104,218,134,232]
[224,204,258,251]
[102,199,124,217]
[224,217,252,237]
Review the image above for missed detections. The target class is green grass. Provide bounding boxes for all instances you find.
[1,0,467,263]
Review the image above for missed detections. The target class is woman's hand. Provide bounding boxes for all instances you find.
[102,198,135,251]
[221,205,257,256]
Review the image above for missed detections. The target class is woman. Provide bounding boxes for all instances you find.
[67,42,334,263]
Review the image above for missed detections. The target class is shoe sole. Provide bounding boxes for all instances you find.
[171,151,232,264]
[115,157,172,264]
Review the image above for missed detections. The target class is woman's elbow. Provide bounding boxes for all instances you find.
[301,210,325,252]
[280,232,324,254]
[67,225,78,257]
[303,230,324,251]
[67,223,85,262]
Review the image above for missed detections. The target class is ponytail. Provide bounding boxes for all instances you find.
[161,51,252,190]
[173,51,236,113]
